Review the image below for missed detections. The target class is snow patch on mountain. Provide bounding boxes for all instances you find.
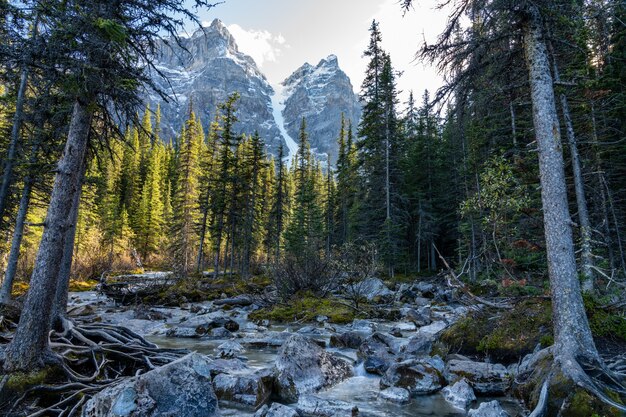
[270,84,298,166]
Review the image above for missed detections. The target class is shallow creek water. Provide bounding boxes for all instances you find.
[69,291,525,416]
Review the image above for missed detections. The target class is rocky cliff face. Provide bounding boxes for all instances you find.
[148,19,361,162]
[281,55,361,162]
[149,19,283,153]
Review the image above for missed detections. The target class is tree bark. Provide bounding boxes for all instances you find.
[551,56,594,292]
[0,138,41,304]
[0,68,29,223]
[522,7,599,363]
[51,155,88,326]
[3,99,93,372]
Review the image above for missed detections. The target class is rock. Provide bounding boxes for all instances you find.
[213,368,274,408]
[166,326,201,338]
[216,341,244,359]
[414,297,431,307]
[356,333,397,376]
[402,334,433,356]
[351,319,377,333]
[468,400,510,417]
[363,357,388,375]
[133,307,170,321]
[207,358,250,376]
[380,357,446,395]
[404,306,432,327]
[242,331,293,347]
[441,378,476,410]
[357,277,393,301]
[82,353,218,417]
[214,294,254,307]
[295,394,359,417]
[389,328,403,337]
[378,387,410,403]
[445,360,510,395]
[329,331,364,349]
[68,304,95,317]
[275,334,353,403]
[254,403,299,417]
[209,327,233,338]
[316,315,329,323]
[212,317,241,332]
[413,282,436,298]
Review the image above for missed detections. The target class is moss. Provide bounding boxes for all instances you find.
[584,294,626,342]
[441,298,552,363]
[249,291,359,324]
[68,279,98,292]
[561,388,623,417]
[10,281,29,297]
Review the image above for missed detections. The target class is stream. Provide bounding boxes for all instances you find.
[68,288,526,416]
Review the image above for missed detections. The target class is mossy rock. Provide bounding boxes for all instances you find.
[440,298,553,363]
[68,279,99,292]
[249,292,360,324]
[0,366,62,406]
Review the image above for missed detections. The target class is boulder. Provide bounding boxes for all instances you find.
[404,307,431,327]
[356,332,403,375]
[402,321,449,356]
[254,403,299,417]
[214,294,254,307]
[216,341,244,359]
[209,327,233,338]
[378,387,410,403]
[82,353,218,417]
[351,319,377,333]
[380,357,446,395]
[357,277,393,301]
[207,358,250,376]
[295,394,359,417]
[242,331,293,347]
[441,378,476,410]
[468,400,510,417]
[166,326,201,338]
[445,360,510,395]
[275,335,353,403]
[330,331,364,349]
[213,368,274,408]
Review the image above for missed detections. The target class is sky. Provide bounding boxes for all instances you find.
[185,0,448,104]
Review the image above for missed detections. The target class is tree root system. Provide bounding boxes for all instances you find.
[0,316,189,417]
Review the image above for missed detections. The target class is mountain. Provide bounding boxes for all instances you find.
[148,19,361,162]
[281,55,361,162]
[148,19,283,153]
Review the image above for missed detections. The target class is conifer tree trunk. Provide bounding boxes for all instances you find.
[52,155,87,326]
[0,68,29,223]
[3,99,93,372]
[551,57,595,292]
[522,6,599,364]
[0,137,42,304]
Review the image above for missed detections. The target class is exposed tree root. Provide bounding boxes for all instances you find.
[0,317,189,417]
[516,348,626,416]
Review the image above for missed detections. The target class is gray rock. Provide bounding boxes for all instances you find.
[216,341,244,359]
[468,400,510,417]
[380,357,446,395]
[351,319,377,333]
[330,331,364,349]
[378,387,410,403]
[413,282,436,297]
[209,327,233,338]
[404,306,432,327]
[213,368,274,408]
[166,326,201,338]
[295,394,359,417]
[275,334,353,402]
[82,353,218,417]
[441,378,476,410]
[356,278,393,301]
[445,360,510,395]
[207,358,250,376]
[254,403,299,417]
[356,332,403,376]
[242,331,293,347]
[214,294,254,307]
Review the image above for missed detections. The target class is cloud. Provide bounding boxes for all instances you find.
[227,24,287,67]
